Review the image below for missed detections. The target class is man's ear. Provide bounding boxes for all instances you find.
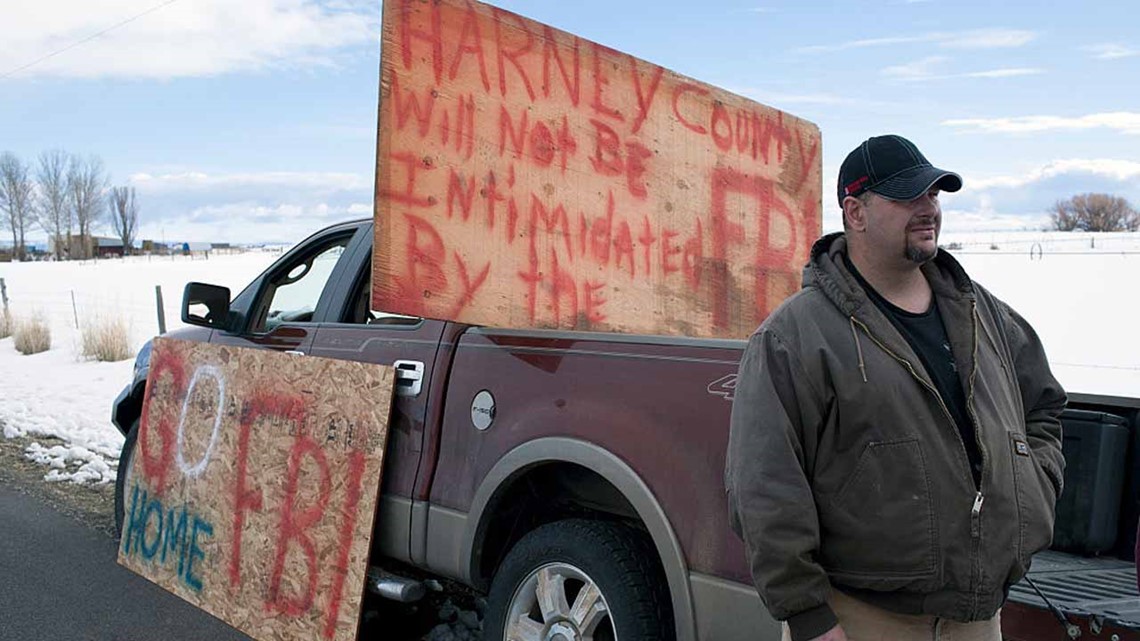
[843,196,868,232]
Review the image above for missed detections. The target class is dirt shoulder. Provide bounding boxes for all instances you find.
[0,428,118,538]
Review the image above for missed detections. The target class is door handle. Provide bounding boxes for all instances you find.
[393,360,425,397]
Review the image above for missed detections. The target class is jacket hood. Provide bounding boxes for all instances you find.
[802,232,975,318]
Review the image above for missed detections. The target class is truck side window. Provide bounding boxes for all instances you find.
[252,237,350,332]
[346,252,421,326]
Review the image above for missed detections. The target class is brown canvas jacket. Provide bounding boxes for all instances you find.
[725,232,1066,641]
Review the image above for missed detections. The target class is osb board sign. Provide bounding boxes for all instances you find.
[373,0,822,339]
[117,337,394,641]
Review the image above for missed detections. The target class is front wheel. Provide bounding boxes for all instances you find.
[113,420,139,537]
[484,519,675,641]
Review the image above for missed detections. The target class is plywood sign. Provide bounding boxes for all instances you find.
[373,0,822,339]
[118,337,394,641]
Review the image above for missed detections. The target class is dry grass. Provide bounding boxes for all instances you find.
[0,312,10,340]
[80,316,132,362]
[13,314,51,355]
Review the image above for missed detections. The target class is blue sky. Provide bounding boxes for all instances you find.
[2,0,1138,243]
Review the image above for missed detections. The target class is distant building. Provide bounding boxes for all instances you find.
[47,234,120,259]
[181,242,212,254]
[92,236,125,258]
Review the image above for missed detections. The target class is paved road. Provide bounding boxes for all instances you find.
[0,484,251,641]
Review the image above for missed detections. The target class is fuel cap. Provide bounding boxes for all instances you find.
[471,390,495,431]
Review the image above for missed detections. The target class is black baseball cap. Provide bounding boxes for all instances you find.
[837,135,962,206]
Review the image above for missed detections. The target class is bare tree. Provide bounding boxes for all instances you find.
[67,155,108,259]
[1050,193,1140,232]
[35,150,72,260]
[109,186,139,255]
[0,152,35,261]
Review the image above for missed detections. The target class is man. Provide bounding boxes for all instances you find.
[725,135,1066,641]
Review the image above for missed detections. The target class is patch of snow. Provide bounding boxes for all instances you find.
[0,251,279,484]
[946,231,1140,397]
[25,441,116,484]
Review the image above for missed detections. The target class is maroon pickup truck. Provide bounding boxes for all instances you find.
[111,218,1140,640]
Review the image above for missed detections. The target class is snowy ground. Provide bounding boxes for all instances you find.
[0,250,282,483]
[942,230,1140,399]
[1,230,1139,485]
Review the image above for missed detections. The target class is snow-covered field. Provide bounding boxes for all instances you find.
[1,231,1139,486]
[943,230,1140,399]
[0,249,282,483]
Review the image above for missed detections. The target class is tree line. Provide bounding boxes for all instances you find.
[1050,193,1139,232]
[0,150,139,261]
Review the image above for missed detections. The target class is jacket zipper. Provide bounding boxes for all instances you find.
[967,301,988,615]
[852,313,987,611]
[849,318,965,464]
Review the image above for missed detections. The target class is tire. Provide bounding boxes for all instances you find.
[113,420,139,538]
[484,519,675,641]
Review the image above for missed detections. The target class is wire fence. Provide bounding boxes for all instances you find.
[0,250,279,349]
[942,231,1140,256]
[11,288,165,331]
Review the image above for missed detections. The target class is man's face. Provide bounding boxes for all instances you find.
[861,189,942,265]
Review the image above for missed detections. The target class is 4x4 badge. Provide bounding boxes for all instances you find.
[708,374,737,402]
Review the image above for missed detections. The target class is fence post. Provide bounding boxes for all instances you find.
[70,290,79,329]
[0,278,8,318]
[155,285,167,334]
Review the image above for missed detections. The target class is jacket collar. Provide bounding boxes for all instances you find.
[803,232,979,391]
[803,232,975,313]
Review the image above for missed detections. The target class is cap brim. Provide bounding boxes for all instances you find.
[870,166,962,202]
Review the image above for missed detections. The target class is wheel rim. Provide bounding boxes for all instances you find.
[503,562,615,641]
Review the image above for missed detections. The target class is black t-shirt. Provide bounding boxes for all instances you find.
[845,256,983,486]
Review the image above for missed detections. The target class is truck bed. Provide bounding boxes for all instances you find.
[1007,550,1140,636]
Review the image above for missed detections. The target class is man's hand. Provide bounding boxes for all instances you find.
[808,625,849,641]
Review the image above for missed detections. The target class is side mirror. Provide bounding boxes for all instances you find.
[182,282,232,330]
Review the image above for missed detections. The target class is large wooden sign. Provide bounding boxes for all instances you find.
[374,0,822,339]
[118,338,394,641]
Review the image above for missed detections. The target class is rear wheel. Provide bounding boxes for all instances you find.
[113,420,139,537]
[484,519,674,641]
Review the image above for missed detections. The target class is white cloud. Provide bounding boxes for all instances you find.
[882,56,949,79]
[939,208,1051,234]
[113,168,374,242]
[1081,43,1140,60]
[2,0,376,79]
[795,28,1036,54]
[135,200,360,243]
[941,29,1036,49]
[943,112,1140,135]
[962,67,1042,78]
[930,159,1140,233]
[967,159,1140,190]
[129,170,370,193]
[880,58,1040,82]
[731,88,886,108]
